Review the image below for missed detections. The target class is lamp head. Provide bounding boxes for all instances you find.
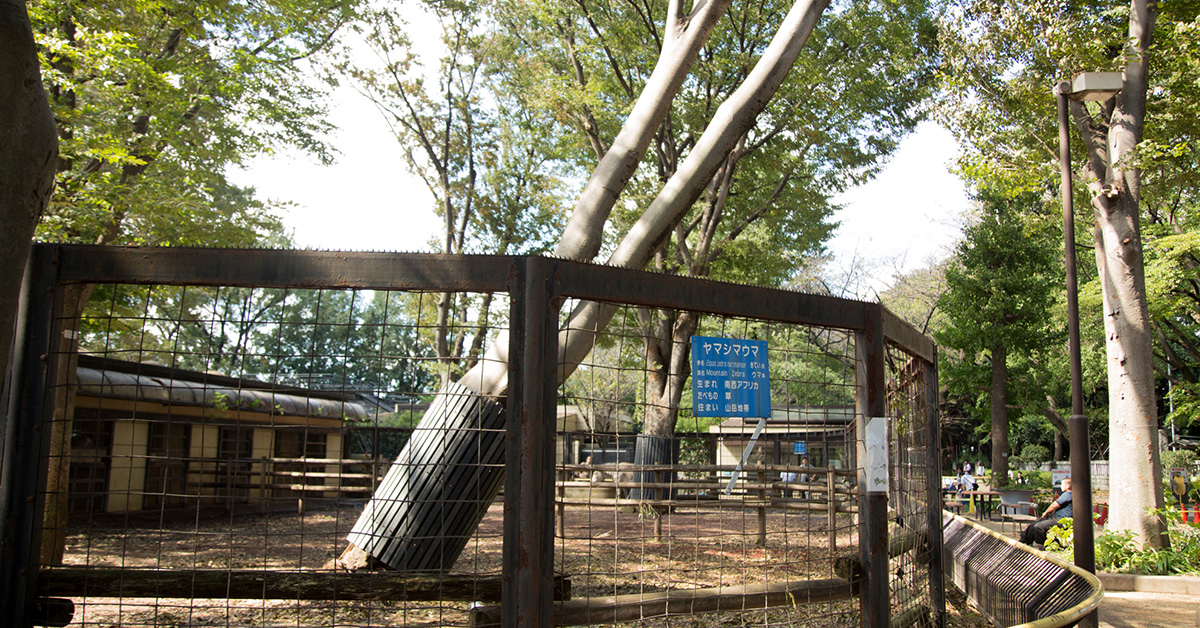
[1067,72,1123,102]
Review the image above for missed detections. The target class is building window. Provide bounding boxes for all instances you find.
[218,426,255,501]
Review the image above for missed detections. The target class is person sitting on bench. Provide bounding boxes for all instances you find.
[1020,478,1072,546]
[957,469,977,496]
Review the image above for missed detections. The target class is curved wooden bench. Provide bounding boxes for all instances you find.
[942,512,1102,628]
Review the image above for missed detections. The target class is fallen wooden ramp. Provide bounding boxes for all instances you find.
[469,577,858,627]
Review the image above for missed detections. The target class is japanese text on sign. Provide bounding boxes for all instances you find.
[690,336,771,418]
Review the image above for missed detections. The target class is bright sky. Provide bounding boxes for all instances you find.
[829,121,969,283]
[231,92,968,284]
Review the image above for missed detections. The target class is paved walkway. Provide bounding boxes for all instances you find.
[1097,590,1199,627]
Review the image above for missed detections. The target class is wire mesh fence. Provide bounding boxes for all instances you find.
[2,247,941,628]
[46,284,504,628]
[538,305,864,628]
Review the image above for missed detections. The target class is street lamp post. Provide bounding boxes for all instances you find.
[1056,71,1120,628]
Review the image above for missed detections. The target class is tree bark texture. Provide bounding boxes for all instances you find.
[1069,0,1166,548]
[40,286,87,565]
[629,309,698,500]
[0,0,59,398]
[989,343,1009,486]
[345,382,506,571]
[606,0,831,274]
[554,0,735,262]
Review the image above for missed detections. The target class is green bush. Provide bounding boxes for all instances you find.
[1044,517,1073,551]
[1025,471,1052,489]
[1045,507,1200,575]
[1017,443,1051,468]
[1161,449,1197,475]
[1095,529,1137,568]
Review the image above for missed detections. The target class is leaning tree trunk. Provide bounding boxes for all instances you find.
[345,382,506,571]
[338,0,832,571]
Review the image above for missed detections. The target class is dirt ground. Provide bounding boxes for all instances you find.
[54,500,889,627]
[58,500,1155,628]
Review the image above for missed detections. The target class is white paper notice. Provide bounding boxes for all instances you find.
[865,417,889,494]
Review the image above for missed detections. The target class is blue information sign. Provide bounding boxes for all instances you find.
[690,336,771,418]
[794,442,807,455]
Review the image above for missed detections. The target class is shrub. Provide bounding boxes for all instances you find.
[1045,507,1200,575]
[1161,449,1197,475]
[1044,517,1073,551]
[1017,444,1050,468]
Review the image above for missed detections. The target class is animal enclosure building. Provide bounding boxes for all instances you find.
[68,355,370,515]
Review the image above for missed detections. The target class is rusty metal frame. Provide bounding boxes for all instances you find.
[2,244,940,628]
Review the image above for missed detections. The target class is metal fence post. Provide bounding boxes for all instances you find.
[856,304,888,628]
[503,257,559,628]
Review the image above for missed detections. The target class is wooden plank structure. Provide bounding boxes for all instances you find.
[469,578,858,627]
[37,567,570,602]
[346,382,506,571]
[627,435,676,501]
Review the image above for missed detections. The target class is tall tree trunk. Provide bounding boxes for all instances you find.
[630,309,698,501]
[1069,0,1167,549]
[0,0,59,393]
[989,343,1009,486]
[41,287,87,564]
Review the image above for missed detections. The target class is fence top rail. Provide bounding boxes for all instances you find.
[36,245,933,360]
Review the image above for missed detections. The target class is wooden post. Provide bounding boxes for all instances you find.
[556,485,566,539]
[259,457,268,515]
[502,257,559,628]
[757,470,767,546]
[925,357,946,628]
[1,247,59,627]
[856,305,889,628]
[225,460,234,512]
[827,466,837,556]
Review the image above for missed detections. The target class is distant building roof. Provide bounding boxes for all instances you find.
[710,405,855,434]
[75,355,369,421]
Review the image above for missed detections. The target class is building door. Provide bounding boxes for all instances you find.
[143,422,190,510]
[68,419,113,514]
[218,426,255,503]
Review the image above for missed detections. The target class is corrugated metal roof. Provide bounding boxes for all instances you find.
[711,406,855,430]
[75,356,369,421]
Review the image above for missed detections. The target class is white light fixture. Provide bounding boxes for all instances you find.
[1068,72,1124,101]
